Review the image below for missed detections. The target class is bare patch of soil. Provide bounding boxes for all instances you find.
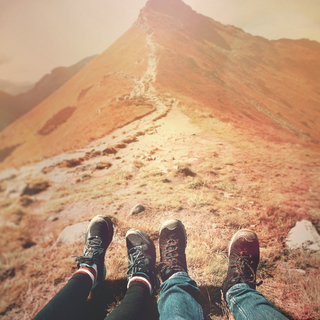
[0,144,21,163]
[38,106,76,136]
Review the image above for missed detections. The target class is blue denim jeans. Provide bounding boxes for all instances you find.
[158,272,206,320]
[158,273,288,320]
[226,283,288,320]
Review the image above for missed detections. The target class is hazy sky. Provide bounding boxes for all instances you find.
[0,0,319,84]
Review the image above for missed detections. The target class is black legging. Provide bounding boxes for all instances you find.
[33,273,150,320]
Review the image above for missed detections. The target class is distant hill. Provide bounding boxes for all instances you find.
[0,80,34,95]
[0,55,98,132]
[0,90,17,131]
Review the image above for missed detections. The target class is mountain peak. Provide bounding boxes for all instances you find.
[145,0,194,17]
[141,0,231,50]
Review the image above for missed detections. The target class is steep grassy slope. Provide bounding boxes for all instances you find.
[144,0,320,146]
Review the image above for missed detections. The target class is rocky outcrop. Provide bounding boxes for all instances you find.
[286,220,320,252]
[55,221,89,245]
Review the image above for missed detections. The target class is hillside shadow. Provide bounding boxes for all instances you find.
[83,279,223,320]
[37,106,76,135]
[0,143,22,163]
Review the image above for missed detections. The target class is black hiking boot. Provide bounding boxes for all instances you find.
[126,229,158,293]
[159,219,188,281]
[222,229,260,299]
[75,215,113,288]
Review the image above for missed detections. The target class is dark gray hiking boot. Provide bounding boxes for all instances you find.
[126,228,158,292]
[75,215,113,288]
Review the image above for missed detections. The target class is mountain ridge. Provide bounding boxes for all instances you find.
[0,0,319,168]
[0,80,34,95]
[0,55,98,132]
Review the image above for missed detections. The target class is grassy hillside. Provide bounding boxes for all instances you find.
[1,104,319,319]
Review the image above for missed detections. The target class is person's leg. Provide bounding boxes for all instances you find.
[226,283,288,320]
[33,273,92,320]
[33,215,114,320]
[106,228,158,320]
[158,219,206,320]
[158,272,205,320]
[222,229,288,320]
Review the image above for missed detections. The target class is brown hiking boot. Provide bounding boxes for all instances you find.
[159,219,188,281]
[222,229,260,299]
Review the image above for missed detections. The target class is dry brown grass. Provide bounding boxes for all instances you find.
[1,131,320,319]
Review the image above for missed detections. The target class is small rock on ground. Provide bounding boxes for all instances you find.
[96,162,112,170]
[121,164,139,173]
[129,204,145,216]
[176,167,196,177]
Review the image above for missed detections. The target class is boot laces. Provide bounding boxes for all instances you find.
[127,246,147,277]
[232,250,262,286]
[75,236,103,263]
[161,239,185,271]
